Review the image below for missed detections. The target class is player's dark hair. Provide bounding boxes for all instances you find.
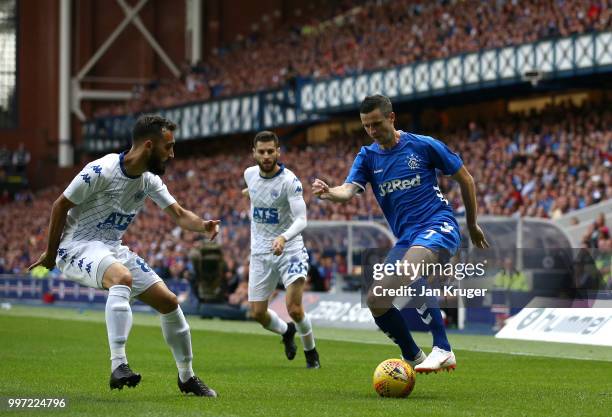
[253,130,279,148]
[132,114,176,144]
[360,94,393,116]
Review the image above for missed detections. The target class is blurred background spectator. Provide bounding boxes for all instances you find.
[93,0,612,117]
[1,100,610,304]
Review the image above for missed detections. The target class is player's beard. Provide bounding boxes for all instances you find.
[257,157,277,174]
[147,152,167,176]
[376,130,395,147]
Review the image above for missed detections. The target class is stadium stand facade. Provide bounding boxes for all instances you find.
[0,0,610,305]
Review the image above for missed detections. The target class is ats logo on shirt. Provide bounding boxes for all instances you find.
[253,207,279,224]
[97,212,136,231]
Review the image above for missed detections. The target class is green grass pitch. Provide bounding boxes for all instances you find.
[1,305,611,417]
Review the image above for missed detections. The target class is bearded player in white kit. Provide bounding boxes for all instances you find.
[28,115,219,397]
[243,131,320,368]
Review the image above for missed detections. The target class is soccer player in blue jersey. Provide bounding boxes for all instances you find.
[312,95,489,373]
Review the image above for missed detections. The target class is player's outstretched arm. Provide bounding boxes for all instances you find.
[312,179,359,203]
[164,202,220,241]
[272,196,307,256]
[452,166,489,249]
[242,187,249,198]
[27,194,76,271]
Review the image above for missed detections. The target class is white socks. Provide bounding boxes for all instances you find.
[264,309,315,350]
[264,309,289,335]
[161,306,194,383]
[106,287,196,382]
[295,315,315,351]
[105,285,133,371]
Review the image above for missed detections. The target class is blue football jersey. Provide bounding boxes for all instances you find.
[345,131,463,242]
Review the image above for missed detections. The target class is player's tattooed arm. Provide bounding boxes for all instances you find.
[312,180,359,203]
[164,202,220,241]
[452,166,489,249]
[28,194,76,271]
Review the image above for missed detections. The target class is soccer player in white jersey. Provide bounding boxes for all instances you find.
[28,115,219,396]
[243,131,320,368]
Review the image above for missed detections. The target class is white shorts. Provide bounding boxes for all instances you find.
[248,247,309,302]
[55,240,162,297]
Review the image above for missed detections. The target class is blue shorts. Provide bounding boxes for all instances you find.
[393,217,461,262]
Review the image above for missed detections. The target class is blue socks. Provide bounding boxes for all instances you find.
[411,277,451,351]
[373,306,421,360]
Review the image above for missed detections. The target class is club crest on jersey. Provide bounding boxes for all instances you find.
[270,190,280,199]
[407,154,421,170]
[134,190,145,201]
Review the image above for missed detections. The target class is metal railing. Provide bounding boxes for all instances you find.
[83,31,612,151]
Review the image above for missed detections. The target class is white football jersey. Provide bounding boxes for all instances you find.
[61,152,176,245]
[244,164,305,255]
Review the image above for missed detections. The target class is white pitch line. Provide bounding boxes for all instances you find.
[463,348,607,362]
[185,322,612,363]
[299,334,612,362]
[3,308,611,363]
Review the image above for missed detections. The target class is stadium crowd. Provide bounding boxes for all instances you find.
[94,0,610,117]
[0,143,31,205]
[1,102,610,302]
[442,100,611,219]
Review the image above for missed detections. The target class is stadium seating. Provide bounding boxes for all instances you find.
[94,0,610,117]
[1,103,610,298]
